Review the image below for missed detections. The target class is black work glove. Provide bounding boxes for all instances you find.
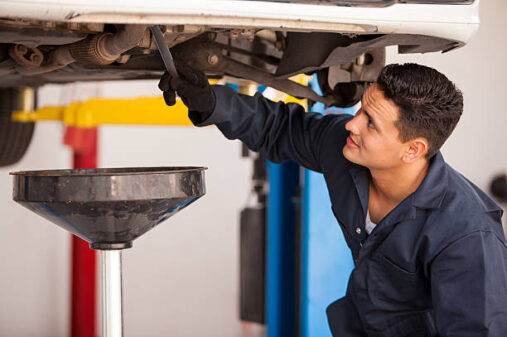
[158,62,216,124]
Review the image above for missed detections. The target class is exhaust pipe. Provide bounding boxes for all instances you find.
[16,25,147,75]
[69,25,147,65]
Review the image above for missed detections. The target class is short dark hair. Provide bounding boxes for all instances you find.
[376,63,463,159]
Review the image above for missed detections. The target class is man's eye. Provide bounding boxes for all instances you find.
[368,119,375,129]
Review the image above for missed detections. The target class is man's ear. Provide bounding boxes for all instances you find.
[402,137,429,163]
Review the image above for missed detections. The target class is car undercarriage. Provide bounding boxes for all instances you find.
[0,20,462,106]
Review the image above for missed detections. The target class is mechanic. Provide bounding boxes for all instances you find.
[158,63,507,336]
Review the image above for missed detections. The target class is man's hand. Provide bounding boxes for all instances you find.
[158,63,216,123]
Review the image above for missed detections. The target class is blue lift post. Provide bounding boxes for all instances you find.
[257,78,357,337]
[299,76,356,337]
[266,160,299,337]
[231,83,299,337]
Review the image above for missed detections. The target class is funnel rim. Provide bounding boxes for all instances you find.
[10,166,207,177]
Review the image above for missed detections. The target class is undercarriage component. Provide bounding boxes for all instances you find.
[11,24,147,76]
[16,44,75,75]
[0,20,92,47]
[318,48,385,107]
[8,44,43,67]
[0,23,463,105]
[276,32,456,77]
[70,33,119,65]
[67,24,148,67]
[164,35,332,105]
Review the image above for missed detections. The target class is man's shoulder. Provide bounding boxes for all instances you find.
[428,163,504,238]
[443,164,502,216]
[418,163,505,261]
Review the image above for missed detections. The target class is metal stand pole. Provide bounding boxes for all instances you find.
[101,250,124,337]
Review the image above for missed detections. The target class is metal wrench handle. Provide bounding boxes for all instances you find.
[149,25,179,80]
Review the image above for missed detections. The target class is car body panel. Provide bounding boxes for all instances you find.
[0,0,479,43]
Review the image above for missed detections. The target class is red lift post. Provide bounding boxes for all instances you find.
[65,126,99,337]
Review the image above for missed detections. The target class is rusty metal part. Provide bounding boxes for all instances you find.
[16,45,74,75]
[222,57,333,105]
[216,42,281,66]
[69,25,146,65]
[16,25,147,76]
[8,44,43,67]
[70,33,119,65]
[172,40,333,105]
[326,48,385,87]
[102,25,146,58]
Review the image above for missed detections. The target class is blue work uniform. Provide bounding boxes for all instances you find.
[193,85,507,337]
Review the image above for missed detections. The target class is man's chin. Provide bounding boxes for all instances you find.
[343,146,360,165]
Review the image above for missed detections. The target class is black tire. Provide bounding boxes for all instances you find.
[0,88,35,167]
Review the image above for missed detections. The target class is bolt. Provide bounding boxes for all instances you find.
[207,53,219,66]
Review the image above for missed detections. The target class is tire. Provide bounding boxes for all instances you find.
[0,88,35,167]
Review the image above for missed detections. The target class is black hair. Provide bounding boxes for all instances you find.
[376,63,463,159]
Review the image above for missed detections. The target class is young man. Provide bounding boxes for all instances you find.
[159,63,507,336]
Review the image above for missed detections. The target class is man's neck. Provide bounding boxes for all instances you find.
[368,159,430,220]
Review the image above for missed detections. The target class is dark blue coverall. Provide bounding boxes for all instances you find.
[193,85,507,337]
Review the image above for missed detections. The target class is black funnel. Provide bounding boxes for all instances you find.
[11,167,206,250]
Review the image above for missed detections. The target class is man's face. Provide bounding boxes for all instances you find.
[342,83,407,170]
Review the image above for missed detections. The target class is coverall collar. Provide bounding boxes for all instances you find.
[411,152,448,209]
[347,152,448,229]
[350,152,448,211]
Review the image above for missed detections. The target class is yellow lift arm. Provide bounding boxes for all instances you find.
[12,96,192,127]
[12,76,309,128]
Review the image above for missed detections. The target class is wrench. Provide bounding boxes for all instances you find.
[149,25,179,80]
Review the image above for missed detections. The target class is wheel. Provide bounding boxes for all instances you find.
[0,87,36,167]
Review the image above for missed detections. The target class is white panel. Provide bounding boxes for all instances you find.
[98,123,250,337]
[0,83,71,337]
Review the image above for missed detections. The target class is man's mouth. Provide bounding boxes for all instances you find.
[346,136,359,149]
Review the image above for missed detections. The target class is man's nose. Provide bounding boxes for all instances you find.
[345,115,360,134]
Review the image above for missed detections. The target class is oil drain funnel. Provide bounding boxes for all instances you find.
[11,167,206,337]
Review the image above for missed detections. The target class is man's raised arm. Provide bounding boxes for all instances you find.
[158,64,352,173]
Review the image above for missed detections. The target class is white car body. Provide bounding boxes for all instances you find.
[0,0,481,166]
[0,0,479,43]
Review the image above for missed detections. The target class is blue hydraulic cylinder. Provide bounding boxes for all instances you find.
[299,75,356,337]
